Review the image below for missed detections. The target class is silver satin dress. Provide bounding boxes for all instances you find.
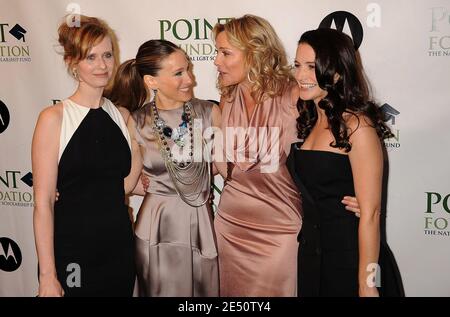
[132,99,219,297]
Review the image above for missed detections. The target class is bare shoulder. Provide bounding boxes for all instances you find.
[344,112,375,133]
[117,106,131,123]
[32,103,62,152]
[194,99,222,127]
[37,103,63,127]
[344,112,380,148]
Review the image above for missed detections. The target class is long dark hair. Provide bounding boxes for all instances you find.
[296,28,392,152]
[107,39,180,112]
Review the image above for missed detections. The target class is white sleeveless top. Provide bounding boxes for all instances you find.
[59,98,131,162]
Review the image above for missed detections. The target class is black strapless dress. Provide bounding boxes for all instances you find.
[287,143,404,297]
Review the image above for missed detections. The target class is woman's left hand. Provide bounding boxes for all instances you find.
[342,196,361,217]
[141,173,150,192]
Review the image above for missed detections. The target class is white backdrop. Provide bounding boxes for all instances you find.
[1,0,449,297]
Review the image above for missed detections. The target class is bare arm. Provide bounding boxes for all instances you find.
[131,175,147,196]
[32,105,64,297]
[116,106,145,195]
[348,116,383,297]
[211,103,222,176]
[124,116,143,194]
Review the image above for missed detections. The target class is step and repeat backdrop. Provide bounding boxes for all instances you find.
[1,0,449,296]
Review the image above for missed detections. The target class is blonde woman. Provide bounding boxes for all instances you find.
[212,15,361,297]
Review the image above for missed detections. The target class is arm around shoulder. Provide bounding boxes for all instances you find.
[124,115,143,194]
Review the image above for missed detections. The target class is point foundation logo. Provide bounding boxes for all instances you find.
[428,7,450,57]
[159,17,232,62]
[380,103,400,150]
[424,192,450,237]
[0,23,31,63]
[0,170,34,208]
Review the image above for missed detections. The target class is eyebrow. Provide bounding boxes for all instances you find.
[294,60,315,64]
[88,50,112,55]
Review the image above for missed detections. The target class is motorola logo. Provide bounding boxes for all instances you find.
[0,100,10,134]
[319,11,364,50]
[0,237,22,272]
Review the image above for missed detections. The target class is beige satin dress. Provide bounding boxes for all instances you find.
[214,82,302,296]
[132,99,219,297]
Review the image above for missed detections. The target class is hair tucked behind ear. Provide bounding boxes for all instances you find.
[296,28,393,152]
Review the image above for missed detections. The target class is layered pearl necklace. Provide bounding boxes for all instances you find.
[149,99,211,207]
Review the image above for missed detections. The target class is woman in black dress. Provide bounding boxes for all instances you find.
[287,28,403,297]
[32,16,135,297]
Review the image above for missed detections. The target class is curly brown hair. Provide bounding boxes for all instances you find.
[296,29,393,152]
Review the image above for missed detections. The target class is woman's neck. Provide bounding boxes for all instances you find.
[240,83,256,107]
[315,103,328,124]
[70,83,104,108]
[155,95,185,110]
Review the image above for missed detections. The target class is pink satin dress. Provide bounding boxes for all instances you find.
[214,82,302,296]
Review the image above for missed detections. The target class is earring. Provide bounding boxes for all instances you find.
[247,72,255,84]
[152,89,157,102]
[72,68,79,80]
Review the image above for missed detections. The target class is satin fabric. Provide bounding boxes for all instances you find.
[214,83,302,296]
[132,99,219,297]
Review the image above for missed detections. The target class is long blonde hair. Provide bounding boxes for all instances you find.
[213,14,293,104]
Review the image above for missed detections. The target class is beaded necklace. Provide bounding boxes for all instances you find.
[149,99,211,207]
